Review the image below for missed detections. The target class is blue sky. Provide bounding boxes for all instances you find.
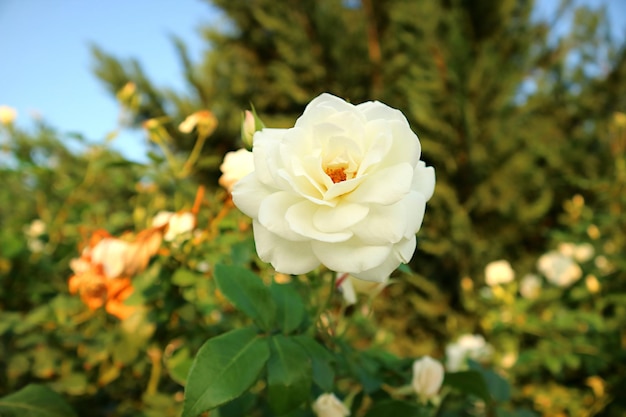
[0,0,624,162]
[0,0,216,161]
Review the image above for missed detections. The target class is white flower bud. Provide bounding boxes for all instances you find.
[411,356,444,399]
[312,393,350,417]
[484,260,515,286]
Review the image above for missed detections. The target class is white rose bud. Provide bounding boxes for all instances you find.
[241,109,265,149]
[411,356,444,399]
[232,93,435,282]
[484,260,515,286]
[219,148,255,193]
[312,393,350,417]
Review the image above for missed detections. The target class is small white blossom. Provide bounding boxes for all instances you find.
[519,273,541,299]
[445,334,493,372]
[411,356,444,399]
[219,148,254,193]
[164,212,195,241]
[484,260,515,286]
[152,211,196,242]
[537,251,582,287]
[312,393,350,417]
[573,243,594,263]
[25,219,46,238]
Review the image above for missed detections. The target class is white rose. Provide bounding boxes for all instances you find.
[411,356,444,399]
[484,260,515,286]
[219,148,255,192]
[445,334,493,372]
[537,251,582,287]
[25,219,46,238]
[164,212,195,241]
[152,211,175,228]
[152,211,195,241]
[312,393,350,417]
[232,93,435,282]
[91,238,132,279]
[519,273,541,299]
[573,243,594,263]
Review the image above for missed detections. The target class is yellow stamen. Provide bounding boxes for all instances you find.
[325,167,347,183]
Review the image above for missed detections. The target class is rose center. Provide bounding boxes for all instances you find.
[325,166,347,183]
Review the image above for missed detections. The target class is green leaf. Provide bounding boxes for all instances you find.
[364,400,427,417]
[183,327,270,417]
[271,282,306,334]
[267,335,312,415]
[293,335,335,391]
[217,392,257,417]
[172,268,203,287]
[166,347,193,386]
[0,384,78,417]
[443,371,492,403]
[468,361,511,402]
[214,264,276,331]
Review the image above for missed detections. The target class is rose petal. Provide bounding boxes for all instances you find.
[352,237,416,282]
[258,191,309,241]
[357,100,410,125]
[412,161,436,201]
[313,202,369,233]
[252,128,285,186]
[253,220,320,274]
[286,201,353,242]
[346,163,414,205]
[403,191,427,238]
[311,239,391,273]
[232,174,274,218]
[352,199,409,244]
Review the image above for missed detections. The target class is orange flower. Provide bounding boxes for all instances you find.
[68,264,108,311]
[104,278,136,320]
[68,267,136,320]
[68,227,163,319]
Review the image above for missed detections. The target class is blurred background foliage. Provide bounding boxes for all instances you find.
[1,0,625,415]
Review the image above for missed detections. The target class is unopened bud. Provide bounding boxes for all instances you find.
[411,356,444,400]
[241,107,265,149]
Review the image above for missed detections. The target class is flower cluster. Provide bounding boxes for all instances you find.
[232,93,435,282]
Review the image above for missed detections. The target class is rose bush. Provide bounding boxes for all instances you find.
[232,93,435,282]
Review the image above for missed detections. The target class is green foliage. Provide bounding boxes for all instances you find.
[266,335,312,415]
[214,263,277,331]
[0,384,77,417]
[183,327,270,417]
[2,1,625,416]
